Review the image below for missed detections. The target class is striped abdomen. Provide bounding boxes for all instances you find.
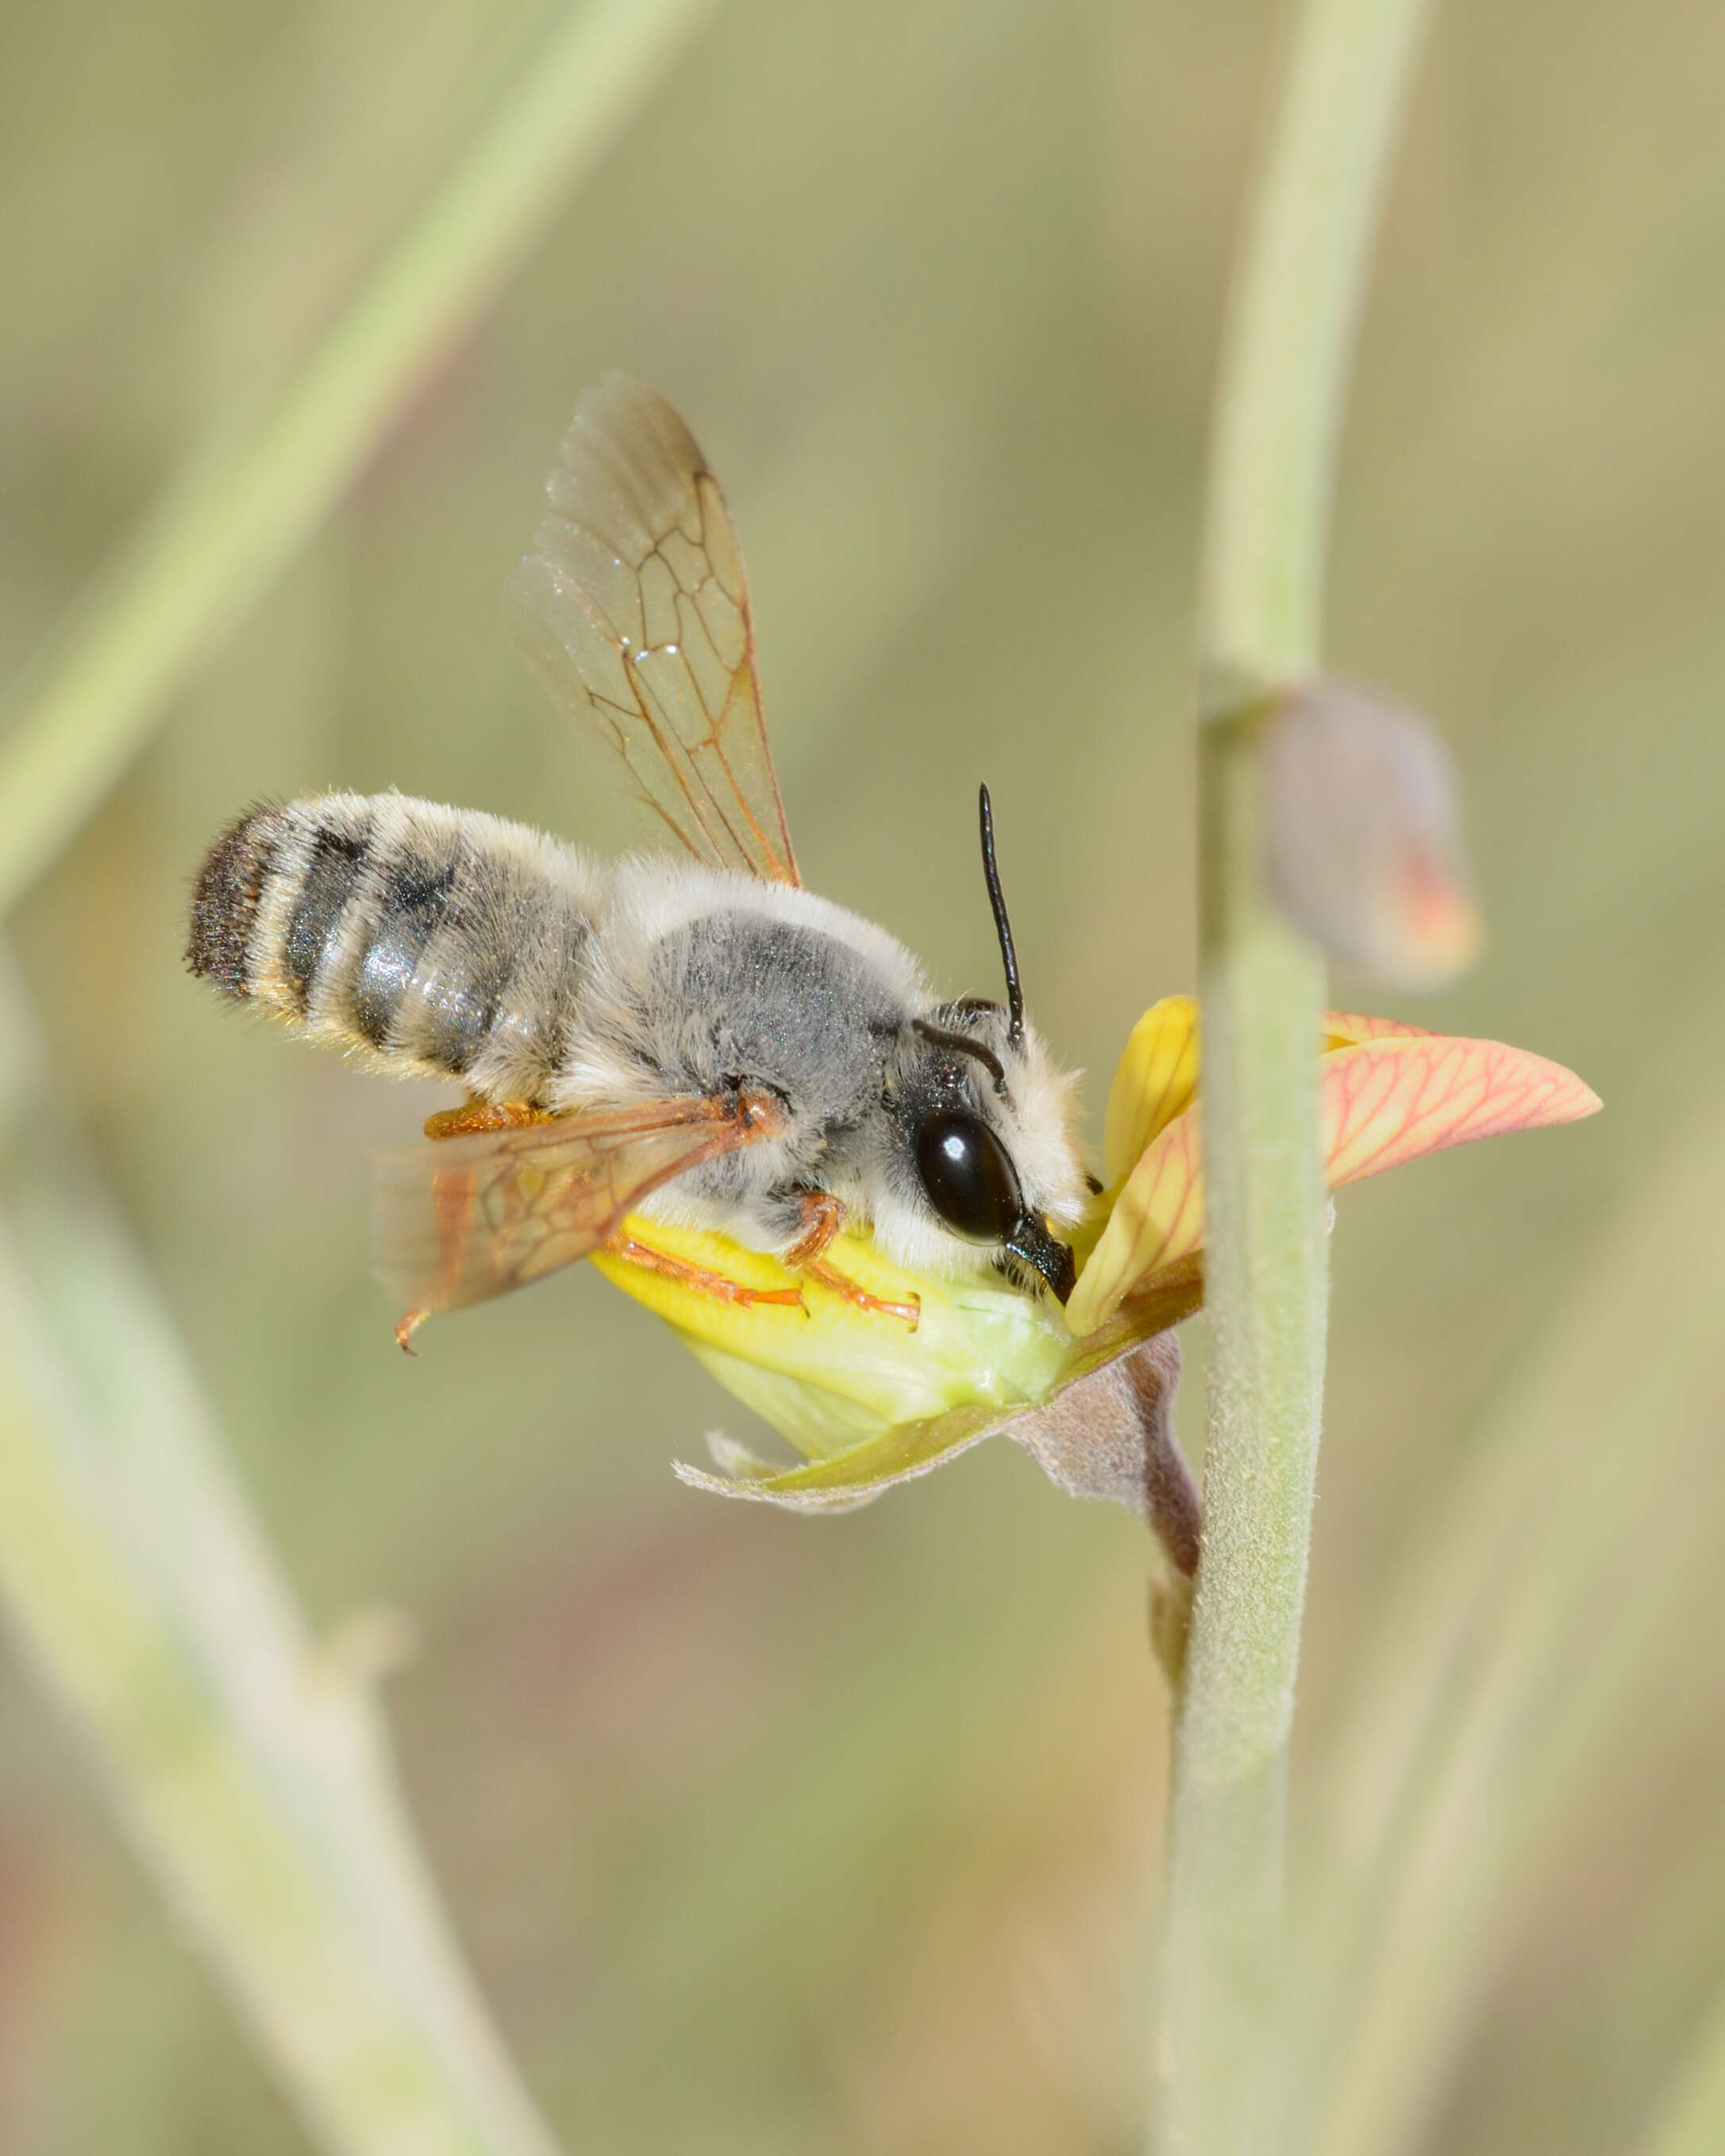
[187,793,602,1103]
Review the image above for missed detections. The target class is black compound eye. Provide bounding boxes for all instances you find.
[914,1111,1022,1241]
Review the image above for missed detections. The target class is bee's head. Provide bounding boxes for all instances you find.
[894,1004,1086,1299]
[871,789,1087,1302]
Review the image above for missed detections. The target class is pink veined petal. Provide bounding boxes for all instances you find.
[1103,996,1200,1184]
[1103,1007,1428,1173]
[1071,1027,1600,1334]
[1322,1034,1602,1185]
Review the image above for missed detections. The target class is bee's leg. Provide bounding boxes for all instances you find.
[782,1190,845,1266]
[423,1096,556,1141]
[784,1194,920,1327]
[605,1236,808,1312]
[803,1263,921,1326]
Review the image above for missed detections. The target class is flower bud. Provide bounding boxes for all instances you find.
[1261,678,1483,985]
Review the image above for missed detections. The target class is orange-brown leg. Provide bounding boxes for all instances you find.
[605,1235,808,1312]
[423,1096,556,1141]
[782,1191,920,1325]
[783,1190,845,1267]
[803,1261,921,1327]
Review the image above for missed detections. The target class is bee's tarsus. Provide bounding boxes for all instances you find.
[803,1261,921,1328]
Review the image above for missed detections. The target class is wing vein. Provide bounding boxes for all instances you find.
[505,375,800,886]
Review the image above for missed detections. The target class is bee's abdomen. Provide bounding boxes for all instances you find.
[187,793,601,1102]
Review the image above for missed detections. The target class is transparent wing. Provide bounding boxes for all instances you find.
[506,373,800,886]
[374,1091,784,1342]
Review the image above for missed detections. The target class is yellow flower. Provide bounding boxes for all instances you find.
[1067,998,1604,1334]
[596,999,1600,1514]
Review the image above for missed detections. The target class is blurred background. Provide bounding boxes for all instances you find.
[2,0,1723,2150]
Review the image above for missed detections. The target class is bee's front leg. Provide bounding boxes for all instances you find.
[785,1192,920,1328]
[782,1190,845,1266]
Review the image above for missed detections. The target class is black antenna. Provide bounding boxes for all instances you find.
[977,783,1024,1049]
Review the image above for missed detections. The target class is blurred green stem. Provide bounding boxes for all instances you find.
[0,0,714,918]
[0,950,563,2156]
[1156,0,1434,2150]
[1638,1990,1725,2156]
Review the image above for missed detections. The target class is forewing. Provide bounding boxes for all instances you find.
[506,373,800,885]
[375,1092,783,1340]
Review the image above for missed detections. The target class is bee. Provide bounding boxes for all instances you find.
[187,375,1086,1346]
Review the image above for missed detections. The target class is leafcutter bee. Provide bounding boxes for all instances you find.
[187,376,1087,1344]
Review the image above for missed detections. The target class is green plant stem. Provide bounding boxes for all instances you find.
[0,0,714,918]
[1155,0,1434,2149]
[0,951,564,2156]
[1637,1990,1725,2156]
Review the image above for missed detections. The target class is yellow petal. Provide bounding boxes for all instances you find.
[674,1399,1006,1511]
[1068,1107,1205,1336]
[592,1219,1072,1461]
[1102,995,1200,1184]
[676,1310,1194,1517]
